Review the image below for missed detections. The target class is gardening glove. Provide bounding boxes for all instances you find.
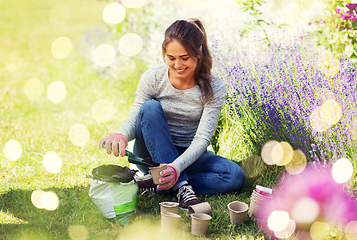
[157,164,180,191]
[98,132,128,157]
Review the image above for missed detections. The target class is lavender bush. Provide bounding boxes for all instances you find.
[213,33,357,165]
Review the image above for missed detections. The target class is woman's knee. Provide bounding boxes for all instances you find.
[139,100,163,120]
[225,161,245,193]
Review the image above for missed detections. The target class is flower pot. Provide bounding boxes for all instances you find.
[149,164,167,184]
[227,201,249,225]
[160,201,179,214]
[191,213,212,236]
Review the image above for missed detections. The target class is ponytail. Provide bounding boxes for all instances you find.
[162,18,213,103]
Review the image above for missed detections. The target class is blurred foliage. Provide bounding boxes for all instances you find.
[236,0,288,46]
[311,0,357,59]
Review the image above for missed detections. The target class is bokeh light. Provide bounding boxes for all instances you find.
[122,0,146,8]
[102,3,126,24]
[31,190,45,209]
[51,36,72,59]
[69,124,90,146]
[68,225,89,240]
[267,211,290,232]
[3,139,22,160]
[47,81,67,103]
[276,141,293,166]
[93,44,116,67]
[92,99,114,123]
[285,149,307,175]
[49,5,70,25]
[261,140,283,165]
[43,151,62,173]
[5,52,22,72]
[310,221,330,240]
[346,221,357,240]
[274,219,296,239]
[40,191,59,211]
[110,56,138,80]
[310,106,329,132]
[332,158,353,184]
[118,33,143,57]
[319,99,342,127]
[291,197,320,224]
[24,78,44,101]
[241,155,265,178]
[31,190,59,211]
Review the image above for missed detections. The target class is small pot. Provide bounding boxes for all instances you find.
[161,211,181,231]
[188,202,212,215]
[227,201,249,225]
[191,213,212,236]
[149,164,167,184]
[160,201,179,214]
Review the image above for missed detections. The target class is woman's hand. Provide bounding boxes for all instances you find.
[98,132,128,157]
[157,164,180,190]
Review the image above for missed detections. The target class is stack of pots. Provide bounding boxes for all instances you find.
[248,185,272,217]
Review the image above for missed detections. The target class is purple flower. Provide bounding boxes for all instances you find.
[336,8,341,14]
[346,3,357,11]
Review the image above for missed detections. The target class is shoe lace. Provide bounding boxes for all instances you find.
[177,185,198,203]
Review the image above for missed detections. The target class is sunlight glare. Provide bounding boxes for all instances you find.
[3,140,22,160]
[103,3,126,24]
[291,197,320,224]
[5,52,22,72]
[276,141,293,166]
[310,106,329,132]
[118,33,143,57]
[320,99,342,127]
[24,78,44,101]
[285,149,307,175]
[122,0,146,8]
[93,44,116,67]
[43,151,62,173]
[346,221,357,240]
[261,140,283,165]
[110,56,137,80]
[241,155,265,178]
[274,219,296,239]
[69,124,90,146]
[51,37,72,59]
[49,5,70,25]
[268,211,290,232]
[40,191,59,211]
[47,81,66,103]
[31,190,45,209]
[68,225,89,240]
[332,158,353,184]
[310,221,330,240]
[92,99,114,123]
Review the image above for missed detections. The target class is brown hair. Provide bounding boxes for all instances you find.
[162,18,213,103]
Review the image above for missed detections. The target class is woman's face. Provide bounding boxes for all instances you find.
[165,40,198,83]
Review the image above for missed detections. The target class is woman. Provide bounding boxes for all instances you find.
[98,19,245,210]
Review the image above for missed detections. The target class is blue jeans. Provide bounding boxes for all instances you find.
[133,100,245,194]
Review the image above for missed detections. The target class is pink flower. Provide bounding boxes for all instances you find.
[336,8,341,14]
[255,163,357,237]
[341,14,350,20]
[351,14,357,21]
[346,3,357,12]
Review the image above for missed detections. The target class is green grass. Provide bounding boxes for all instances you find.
[2,0,355,239]
[0,0,268,239]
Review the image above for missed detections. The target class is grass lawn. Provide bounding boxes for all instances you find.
[0,0,267,239]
